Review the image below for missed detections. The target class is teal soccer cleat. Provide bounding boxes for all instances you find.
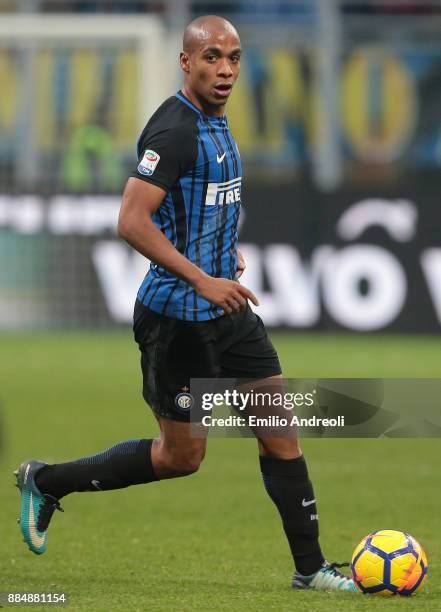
[292,561,358,592]
[15,460,63,555]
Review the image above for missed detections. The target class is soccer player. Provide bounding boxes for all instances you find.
[16,15,356,593]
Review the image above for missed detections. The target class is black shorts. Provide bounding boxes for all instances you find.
[133,300,282,422]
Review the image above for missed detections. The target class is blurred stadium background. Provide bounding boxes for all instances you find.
[2,4,441,609]
[2,0,441,333]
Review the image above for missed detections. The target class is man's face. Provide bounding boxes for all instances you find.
[181,31,241,109]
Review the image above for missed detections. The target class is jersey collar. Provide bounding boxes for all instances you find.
[175,91,227,124]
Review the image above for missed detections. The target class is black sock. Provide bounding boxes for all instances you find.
[35,439,158,500]
[260,454,325,576]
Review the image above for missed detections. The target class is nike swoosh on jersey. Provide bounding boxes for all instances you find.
[217,152,226,163]
[29,493,46,548]
[301,498,316,507]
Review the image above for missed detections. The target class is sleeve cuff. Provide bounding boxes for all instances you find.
[130,172,171,193]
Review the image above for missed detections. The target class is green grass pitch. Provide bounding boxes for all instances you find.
[1,332,440,611]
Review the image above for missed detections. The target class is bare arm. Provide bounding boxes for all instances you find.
[118,178,258,314]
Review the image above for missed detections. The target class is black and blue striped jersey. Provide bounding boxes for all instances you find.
[131,90,242,321]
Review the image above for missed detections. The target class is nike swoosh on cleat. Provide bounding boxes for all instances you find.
[91,480,102,490]
[302,498,316,507]
[217,152,226,163]
[29,493,46,548]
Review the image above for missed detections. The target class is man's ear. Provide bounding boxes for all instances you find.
[180,52,190,73]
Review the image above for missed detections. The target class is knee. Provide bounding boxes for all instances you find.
[174,449,205,476]
[258,437,301,460]
[157,445,206,478]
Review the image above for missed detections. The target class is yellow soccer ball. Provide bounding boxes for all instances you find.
[351,530,428,596]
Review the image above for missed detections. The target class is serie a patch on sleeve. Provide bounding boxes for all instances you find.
[138,149,160,176]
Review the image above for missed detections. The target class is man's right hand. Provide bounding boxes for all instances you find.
[193,275,259,315]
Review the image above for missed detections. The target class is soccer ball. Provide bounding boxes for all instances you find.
[351,530,428,596]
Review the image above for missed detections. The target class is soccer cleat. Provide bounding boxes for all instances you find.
[292,561,358,592]
[15,460,64,555]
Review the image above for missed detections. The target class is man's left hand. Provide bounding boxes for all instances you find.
[236,248,246,279]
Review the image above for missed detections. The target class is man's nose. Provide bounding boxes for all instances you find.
[217,58,233,78]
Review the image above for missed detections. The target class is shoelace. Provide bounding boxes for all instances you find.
[316,562,353,590]
[324,562,352,583]
[37,494,64,532]
[327,562,350,574]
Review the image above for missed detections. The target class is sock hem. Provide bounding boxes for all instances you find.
[259,454,308,477]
